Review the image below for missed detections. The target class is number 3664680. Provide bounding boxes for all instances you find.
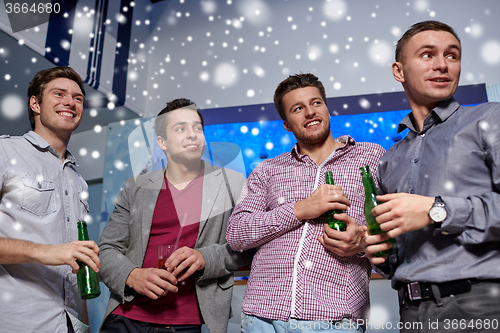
[5,2,61,14]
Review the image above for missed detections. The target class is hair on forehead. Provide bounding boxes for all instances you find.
[395,20,461,63]
[27,66,85,131]
[154,98,204,139]
[274,73,327,121]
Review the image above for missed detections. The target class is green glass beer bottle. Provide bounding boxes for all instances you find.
[324,171,347,231]
[76,221,101,299]
[359,166,398,257]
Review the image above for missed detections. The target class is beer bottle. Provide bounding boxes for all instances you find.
[359,166,398,257]
[76,221,101,299]
[324,171,347,231]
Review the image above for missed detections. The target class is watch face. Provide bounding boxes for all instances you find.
[430,206,446,223]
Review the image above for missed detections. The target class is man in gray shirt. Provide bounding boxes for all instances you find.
[0,67,100,333]
[362,21,500,332]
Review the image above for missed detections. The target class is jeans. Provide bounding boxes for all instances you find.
[100,314,202,333]
[241,313,363,333]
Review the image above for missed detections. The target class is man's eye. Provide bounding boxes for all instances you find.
[421,53,431,59]
[294,106,303,112]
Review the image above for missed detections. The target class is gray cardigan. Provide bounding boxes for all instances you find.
[98,162,253,333]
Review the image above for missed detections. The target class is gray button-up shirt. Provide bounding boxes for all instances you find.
[0,132,89,332]
[378,98,500,286]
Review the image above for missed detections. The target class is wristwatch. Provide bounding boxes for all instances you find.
[429,196,447,227]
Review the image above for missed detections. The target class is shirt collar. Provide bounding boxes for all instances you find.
[397,97,460,133]
[23,131,77,165]
[24,131,51,149]
[291,135,356,159]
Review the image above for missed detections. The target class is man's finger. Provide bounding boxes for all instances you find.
[177,265,198,282]
[366,242,392,256]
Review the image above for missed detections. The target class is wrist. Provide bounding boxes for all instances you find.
[30,242,47,264]
[294,200,306,222]
[126,268,139,288]
[428,196,447,227]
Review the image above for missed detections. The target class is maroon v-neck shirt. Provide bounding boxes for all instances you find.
[113,169,204,325]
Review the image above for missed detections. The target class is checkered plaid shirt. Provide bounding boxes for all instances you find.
[227,136,385,321]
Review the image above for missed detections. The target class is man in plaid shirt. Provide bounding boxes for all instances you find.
[227,73,385,332]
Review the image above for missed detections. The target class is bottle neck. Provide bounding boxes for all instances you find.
[77,221,89,241]
[325,172,334,185]
[361,174,379,204]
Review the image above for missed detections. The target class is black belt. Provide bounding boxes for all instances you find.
[398,279,497,302]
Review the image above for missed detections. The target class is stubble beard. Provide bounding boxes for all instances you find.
[296,123,331,146]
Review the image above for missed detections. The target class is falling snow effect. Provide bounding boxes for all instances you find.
[1,94,24,120]
[0,5,500,329]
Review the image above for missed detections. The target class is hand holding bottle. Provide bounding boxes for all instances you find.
[318,213,367,256]
[360,232,393,265]
[294,182,350,222]
[371,193,435,238]
[359,166,398,257]
[324,171,347,231]
[76,221,101,299]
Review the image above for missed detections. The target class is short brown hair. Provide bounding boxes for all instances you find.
[395,20,461,63]
[154,98,204,139]
[27,66,85,130]
[274,73,327,121]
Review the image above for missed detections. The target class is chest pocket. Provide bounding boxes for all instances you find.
[21,177,57,216]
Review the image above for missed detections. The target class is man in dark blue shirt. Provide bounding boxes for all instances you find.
[362,20,500,332]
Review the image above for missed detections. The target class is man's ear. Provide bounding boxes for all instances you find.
[30,96,41,115]
[392,61,405,83]
[283,120,292,132]
[157,136,167,150]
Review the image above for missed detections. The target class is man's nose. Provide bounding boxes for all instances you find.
[433,56,448,72]
[304,105,315,117]
[186,128,197,139]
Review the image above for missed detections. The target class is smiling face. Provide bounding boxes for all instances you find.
[393,30,461,111]
[282,86,331,149]
[156,108,205,164]
[31,77,85,139]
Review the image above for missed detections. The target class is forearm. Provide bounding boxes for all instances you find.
[197,243,254,280]
[98,243,139,299]
[226,202,302,251]
[97,178,139,298]
[0,237,47,264]
[442,194,500,243]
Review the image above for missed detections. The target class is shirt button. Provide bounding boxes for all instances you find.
[65,190,68,195]
[421,133,426,137]
[409,189,415,194]
[67,217,70,222]
[38,182,42,189]
[404,258,411,263]
[413,158,418,163]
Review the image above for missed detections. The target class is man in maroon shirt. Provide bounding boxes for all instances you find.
[98,98,251,333]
